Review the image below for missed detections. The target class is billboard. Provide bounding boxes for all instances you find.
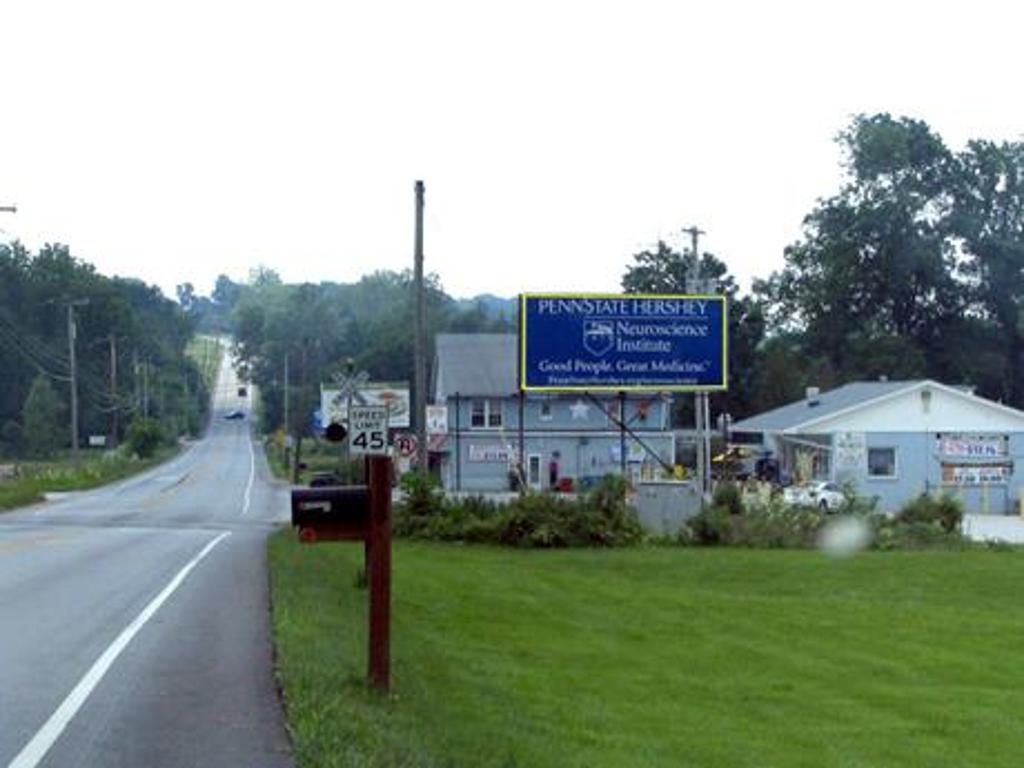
[320,383,411,429]
[519,294,727,391]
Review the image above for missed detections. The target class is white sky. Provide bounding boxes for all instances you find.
[2,1,1023,302]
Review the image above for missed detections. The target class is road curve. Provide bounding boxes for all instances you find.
[0,354,293,768]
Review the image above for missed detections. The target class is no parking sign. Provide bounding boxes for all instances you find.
[393,433,418,458]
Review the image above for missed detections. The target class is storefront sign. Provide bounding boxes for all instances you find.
[941,463,1012,485]
[468,444,517,463]
[937,434,1008,458]
[834,432,866,471]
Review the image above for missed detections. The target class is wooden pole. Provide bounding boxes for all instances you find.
[367,455,392,691]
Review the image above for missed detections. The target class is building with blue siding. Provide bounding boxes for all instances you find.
[731,380,1024,514]
[430,334,675,492]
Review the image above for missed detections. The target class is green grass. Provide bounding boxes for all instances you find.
[269,538,1024,768]
[0,448,178,511]
[265,438,359,485]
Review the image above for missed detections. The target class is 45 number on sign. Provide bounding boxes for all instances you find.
[349,405,390,456]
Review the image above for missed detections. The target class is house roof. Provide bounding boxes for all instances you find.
[434,334,518,397]
[732,380,927,432]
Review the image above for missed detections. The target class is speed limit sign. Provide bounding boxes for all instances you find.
[394,433,418,458]
[349,406,389,455]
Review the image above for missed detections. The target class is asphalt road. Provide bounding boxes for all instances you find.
[0,356,294,768]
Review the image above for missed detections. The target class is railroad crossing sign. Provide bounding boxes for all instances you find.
[331,370,371,401]
[393,433,418,458]
[349,405,389,455]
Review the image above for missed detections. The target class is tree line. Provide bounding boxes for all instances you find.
[624,113,1024,421]
[0,242,209,459]
[199,267,514,443]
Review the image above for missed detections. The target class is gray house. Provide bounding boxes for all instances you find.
[430,334,675,492]
[731,380,1024,514]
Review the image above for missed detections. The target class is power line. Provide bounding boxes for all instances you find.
[0,324,72,382]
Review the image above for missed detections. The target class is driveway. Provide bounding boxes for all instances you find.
[962,513,1024,544]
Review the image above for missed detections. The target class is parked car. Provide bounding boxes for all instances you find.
[783,481,845,511]
[224,409,245,420]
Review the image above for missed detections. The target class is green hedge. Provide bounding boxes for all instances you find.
[394,474,644,548]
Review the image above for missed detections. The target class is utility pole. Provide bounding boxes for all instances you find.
[284,353,290,433]
[65,299,88,467]
[143,356,150,418]
[283,352,291,466]
[109,334,118,449]
[682,225,709,500]
[413,180,428,476]
[133,348,140,414]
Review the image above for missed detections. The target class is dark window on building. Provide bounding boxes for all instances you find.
[867,447,897,478]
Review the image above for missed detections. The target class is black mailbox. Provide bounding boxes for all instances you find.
[291,485,370,542]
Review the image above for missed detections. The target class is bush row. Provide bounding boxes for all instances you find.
[682,482,968,550]
[394,474,645,548]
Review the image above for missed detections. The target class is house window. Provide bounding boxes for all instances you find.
[471,400,486,427]
[867,447,897,478]
[488,399,502,428]
[471,398,503,429]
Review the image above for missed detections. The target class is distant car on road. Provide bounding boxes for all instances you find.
[783,481,845,511]
[224,410,245,420]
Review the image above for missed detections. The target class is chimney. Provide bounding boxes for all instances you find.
[806,386,820,406]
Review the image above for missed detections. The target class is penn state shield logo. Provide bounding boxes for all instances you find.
[582,320,614,356]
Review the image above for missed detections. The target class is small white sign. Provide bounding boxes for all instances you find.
[426,405,448,435]
[349,405,389,455]
[88,435,108,448]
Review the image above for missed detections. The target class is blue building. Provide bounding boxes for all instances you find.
[731,380,1024,514]
[430,334,675,492]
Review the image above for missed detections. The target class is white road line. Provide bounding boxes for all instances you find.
[240,433,255,517]
[6,531,232,768]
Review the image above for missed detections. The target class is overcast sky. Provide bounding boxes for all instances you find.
[2,1,1023,302]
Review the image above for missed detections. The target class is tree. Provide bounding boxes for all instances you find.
[759,113,964,384]
[621,240,764,420]
[176,282,196,313]
[22,374,65,458]
[950,140,1024,404]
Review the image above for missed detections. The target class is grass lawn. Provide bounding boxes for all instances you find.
[0,447,179,511]
[269,537,1024,768]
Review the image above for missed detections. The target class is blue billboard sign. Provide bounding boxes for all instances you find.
[519,294,728,391]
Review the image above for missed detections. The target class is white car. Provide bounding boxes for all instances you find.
[783,482,845,511]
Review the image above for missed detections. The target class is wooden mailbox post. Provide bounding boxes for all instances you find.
[290,455,392,691]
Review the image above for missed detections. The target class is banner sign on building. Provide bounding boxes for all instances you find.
[321,383,410,429]
[468,444,518,463]
[519,294,727,391]
[937,434,1008,458]
[941,463,1012,485]
[834,432,867,472]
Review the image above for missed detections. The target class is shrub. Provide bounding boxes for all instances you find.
[896,493,963,534]
[125,418,164,459]
[393,474,644,548]
[398,472,445,517]
[687,505,731,545]
[712,481,744,516]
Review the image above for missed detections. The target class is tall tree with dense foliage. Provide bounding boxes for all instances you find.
[757,114,976,391]
[950,140,1024,404]
[621,240,765,420]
